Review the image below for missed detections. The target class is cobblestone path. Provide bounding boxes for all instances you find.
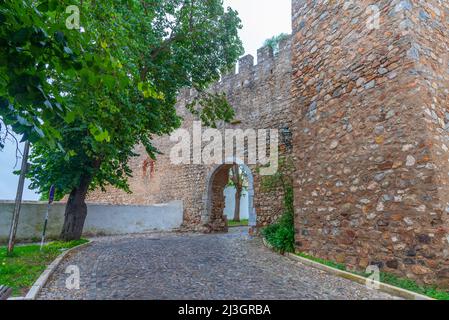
[38,228,398,300]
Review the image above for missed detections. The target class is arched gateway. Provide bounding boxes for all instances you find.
[88,34,293,233]
[88,0,449,288]
[202,159,256,233]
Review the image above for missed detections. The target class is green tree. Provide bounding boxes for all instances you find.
[228,164,248,222]
[0,0,125,148]
[27,0,244,241]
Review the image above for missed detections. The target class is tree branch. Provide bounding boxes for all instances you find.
[0,118,23,168]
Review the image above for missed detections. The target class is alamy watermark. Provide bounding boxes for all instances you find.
[169,121,279,175]
[366,265,381,290]
[65,265,80,290]
[65,5,80,30]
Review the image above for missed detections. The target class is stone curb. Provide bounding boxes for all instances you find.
[261,238,433,301]
[9,241,93,301]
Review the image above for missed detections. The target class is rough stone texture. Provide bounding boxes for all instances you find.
[291,0,449,287]
[86,0,449,288]
[37,228,398,300]
[208,165,231,232]
[88,38,294,233]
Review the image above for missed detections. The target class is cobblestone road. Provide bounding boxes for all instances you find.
[38,228,398,300]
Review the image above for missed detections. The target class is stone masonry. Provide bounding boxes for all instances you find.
[291,0,449,287]
[89,0,449,287]
[89,37,293,233]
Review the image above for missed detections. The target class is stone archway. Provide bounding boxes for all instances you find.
[202,159,256,233]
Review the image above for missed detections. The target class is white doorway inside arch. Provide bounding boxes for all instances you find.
[202,159,256,233]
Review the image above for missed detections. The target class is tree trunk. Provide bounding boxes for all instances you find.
[60,175,92,241]
[231,164,243,223]
[233,187,241,222]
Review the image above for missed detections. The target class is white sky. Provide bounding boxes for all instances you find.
[0,1,292,201]
[224,0,292,60]
[0,138,39,200]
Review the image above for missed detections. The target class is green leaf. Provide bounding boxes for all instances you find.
[89,124,111,142]
[37,1,49,12]
[48,0,59,11]
[12,28,31,44]
[54,31,65,44]
[102,75,115,89]
[64,111,76,124]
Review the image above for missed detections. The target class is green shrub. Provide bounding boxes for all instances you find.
[263,33,290,54]
[262,211,295,254]
[260,159,295,254]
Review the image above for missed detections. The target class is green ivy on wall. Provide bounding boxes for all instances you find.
[260,157,295,254]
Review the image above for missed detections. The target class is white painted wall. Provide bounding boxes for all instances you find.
[0,200,183,242]
[223,186,249,220]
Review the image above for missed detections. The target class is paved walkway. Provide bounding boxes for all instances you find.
[38,228,398,300]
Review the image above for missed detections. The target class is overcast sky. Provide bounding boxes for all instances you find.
[0,137,39,200]
[0,1,292,201]
[224,0,292,60]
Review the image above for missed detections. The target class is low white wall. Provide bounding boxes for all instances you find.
[0,200,183,243]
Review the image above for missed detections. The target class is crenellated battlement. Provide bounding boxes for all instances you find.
[221,35,291,82]
[90,0,449,290]
[178,35,292,102]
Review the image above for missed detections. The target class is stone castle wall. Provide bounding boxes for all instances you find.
[88,37,293,231]
[88,0,449,287]
[291,0,449,286]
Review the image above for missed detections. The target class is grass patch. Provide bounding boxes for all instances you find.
[296,252,449,300]
[228,219,249,227]
[0,239,88,297]
[297,252,347,271]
